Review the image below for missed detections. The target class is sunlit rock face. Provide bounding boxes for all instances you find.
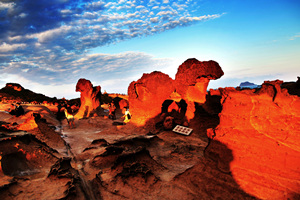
[175,59,224,120]
[16,112,38,131]
[206,80,300,199]
[128,71,175,126]
[75,78,102,119]
[128,58,224,126]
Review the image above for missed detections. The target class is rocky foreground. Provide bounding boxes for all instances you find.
[0,59,299,199]
[0,104,254,200]
[0,80,299,199]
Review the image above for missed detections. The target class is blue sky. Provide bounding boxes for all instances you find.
[0,0,299,99]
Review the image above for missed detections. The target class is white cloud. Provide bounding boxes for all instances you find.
[0,43,27,52]
[0,0,225,98]
[17,13,27,18]
[157,10,177,16]
[0,2,15,10]
[150,17,159,23]
[136,5,145,9]
[28,25,72,43]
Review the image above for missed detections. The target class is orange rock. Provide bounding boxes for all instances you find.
[16,112,38,131]
[128,58,224,126]
[205,80,300,199]
[128,71,175,126]
[119,99,129,110]
[167,101,179,113]
[75,78,102,119]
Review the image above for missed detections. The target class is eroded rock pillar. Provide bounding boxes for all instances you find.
[75,78,101,119]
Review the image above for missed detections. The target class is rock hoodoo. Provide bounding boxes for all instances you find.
[205,80,300,199]
[128,71,176,126]
[75,78,102,119]
[128,58,224,126]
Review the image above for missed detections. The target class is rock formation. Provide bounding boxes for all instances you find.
[119,98,129,110]
[0,83,56,103]
[5,83,24,91]
[75,78,102,119]
[128,71,176,126]
[128,58,223,126]
[205,80,300,199]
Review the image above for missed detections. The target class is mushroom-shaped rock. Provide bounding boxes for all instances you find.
[75,78,102,119]
[175,59,224,120]
[128,71,175,126]
[175,58,224,85]
[128,59,225,126]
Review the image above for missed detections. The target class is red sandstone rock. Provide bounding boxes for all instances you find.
[119,99,129,110]
[128,71,175,126]
[175,59,223,120]
[175,59,224,85]
[167,101,179,113]
[205,80,300,199]
[128,59,224,126]
[75,78,102,119]
[16,112,38,131]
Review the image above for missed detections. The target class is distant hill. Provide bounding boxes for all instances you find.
[239,81,260,89]
[0,83,57,103]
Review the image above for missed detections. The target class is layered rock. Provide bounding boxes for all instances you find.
[205,80,300,199]
[75,78,102,119]
[128,58,223,126]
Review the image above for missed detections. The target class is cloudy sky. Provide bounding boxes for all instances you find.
[0,0,299,99]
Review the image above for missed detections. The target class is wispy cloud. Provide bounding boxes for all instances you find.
[0,51,177,97]
[289,33,300,40]
[0,0,223,97]
[0,43,27,52]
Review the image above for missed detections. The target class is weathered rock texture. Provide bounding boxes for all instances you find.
[128,58,224,126]
[128,71,176,126]
[75,78,102,119]
[205,80,300,199]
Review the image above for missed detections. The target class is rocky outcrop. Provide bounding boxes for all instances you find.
[75,78,102,119]
[15,112,38,131]
[128,71,176,126]
[119,99,129,110]
[128,58,223,126]
[175,59,223,120]
[5,83,24,91]
[0,83,56,103]
[205,80,300,199]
